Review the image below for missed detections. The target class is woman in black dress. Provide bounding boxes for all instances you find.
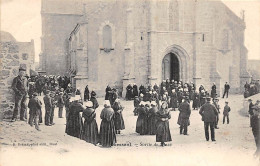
[156,101,172,146]
[112,99,125,134]
[82,101,99,145]
[99,100,116,147]
[65,96,84,139]
[147,101,158,135]
[136,101,148,135]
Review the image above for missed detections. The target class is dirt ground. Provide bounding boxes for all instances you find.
[1,94,259,166]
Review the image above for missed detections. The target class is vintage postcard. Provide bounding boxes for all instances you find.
[1,0,260,166]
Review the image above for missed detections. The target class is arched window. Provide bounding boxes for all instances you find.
[103,25,112,49]
[98,21,116,52]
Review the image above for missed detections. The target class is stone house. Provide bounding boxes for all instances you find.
[40,0,251,97]
[0,31,35,119]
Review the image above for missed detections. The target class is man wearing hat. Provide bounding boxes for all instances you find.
[223,101,231,124]
[11,66,28,122]
[222,82,230,98]
[43,90,52,126]
[178,96,191,135]
[199,97,218,141]
[213,98,220,129]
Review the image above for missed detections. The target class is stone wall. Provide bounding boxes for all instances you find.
[0,41,34,120]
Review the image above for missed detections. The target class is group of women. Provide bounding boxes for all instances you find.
[65,96,125,147]
[135,101,172,146]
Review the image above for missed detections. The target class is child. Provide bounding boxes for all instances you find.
[223,101,231,124]
[28,93,42,131]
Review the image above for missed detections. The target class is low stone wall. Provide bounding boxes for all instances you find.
[0,42,31,120]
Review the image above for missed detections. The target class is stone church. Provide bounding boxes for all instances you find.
[40,0,251,97]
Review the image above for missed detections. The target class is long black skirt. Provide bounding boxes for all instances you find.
[156,120,172,142]
[65,113,83,139]
[114,112,125,130]
[136,116,148,135]
[147,115,157,135]
[100,119,116,147]
[82,119,99,145]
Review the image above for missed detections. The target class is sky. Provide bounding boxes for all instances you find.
[1,0,260,62]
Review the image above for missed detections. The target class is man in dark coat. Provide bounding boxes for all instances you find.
[11,66,28,122]
[43,90,52,126]
[178,97,191,135]
[105,85,112,100]
[223,101,231,124]
[211,83,217,99]
[84,85,90,101]
[199,97,218,141]
[212,98,220,129]
[222,82,230,98]
[50,92,56,125]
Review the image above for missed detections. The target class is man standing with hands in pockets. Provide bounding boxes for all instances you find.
[199,97,218,141]
[11,66,28,122]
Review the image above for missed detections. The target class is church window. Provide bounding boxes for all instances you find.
[103,25,112,49]
[98,21,116,53]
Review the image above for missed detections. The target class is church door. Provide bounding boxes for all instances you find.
[162,53,179,81]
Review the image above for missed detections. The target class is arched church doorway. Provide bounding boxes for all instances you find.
[162,53,180,81]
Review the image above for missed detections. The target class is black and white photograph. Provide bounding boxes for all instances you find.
[0,0,260,165]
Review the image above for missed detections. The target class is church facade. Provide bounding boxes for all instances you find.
[40,0,251,97]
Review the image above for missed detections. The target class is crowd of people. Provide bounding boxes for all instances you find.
[244,80,260,98]
[129,79,232,146]
[9,67,260,154]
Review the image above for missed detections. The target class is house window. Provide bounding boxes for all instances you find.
[103,25,112,49]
